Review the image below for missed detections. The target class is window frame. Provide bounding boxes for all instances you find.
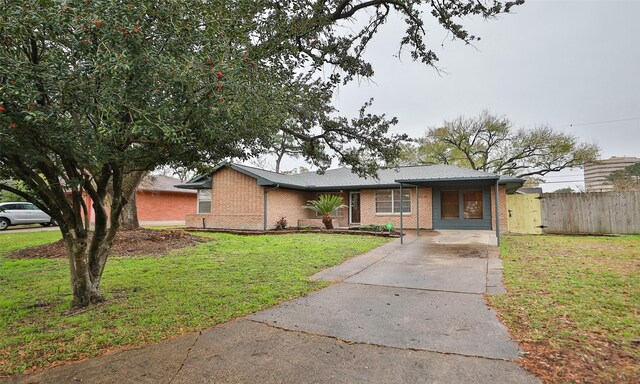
[374,189,411,214]
[197,189,212,214]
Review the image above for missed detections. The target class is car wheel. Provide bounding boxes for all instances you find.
[41,222,52,227]
[0,218,9,231]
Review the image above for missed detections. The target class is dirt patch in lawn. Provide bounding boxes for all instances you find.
[8,228,212,259]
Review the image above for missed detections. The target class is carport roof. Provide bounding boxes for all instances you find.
[177,162,524,192]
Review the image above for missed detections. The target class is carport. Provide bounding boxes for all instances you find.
[395,176,502,245]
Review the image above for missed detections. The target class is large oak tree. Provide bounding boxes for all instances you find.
[1,0,524,307]
[408,110,600,178]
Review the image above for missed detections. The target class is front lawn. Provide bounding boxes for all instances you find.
[489,235,639,383]
[0,231,389,376]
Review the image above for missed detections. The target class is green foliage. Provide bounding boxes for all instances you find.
[352,224,387,232]
[489,235,639,382]
[304,195,347,216]
[0,232,389,375]
[606,162,640,191]
[0,180,29,203]
[552,187,574,193]
[408,110,600,178]
[625,162,640,176]
[304,194,347,229]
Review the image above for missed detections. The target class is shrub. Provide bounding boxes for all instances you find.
[303,195,347,229]
[274,216,287,230]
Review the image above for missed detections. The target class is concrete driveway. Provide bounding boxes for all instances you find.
[251,230,522,361]
[5,231,539,384]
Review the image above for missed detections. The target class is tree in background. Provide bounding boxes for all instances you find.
[0,180,27,202]
[606,162,640,191]
[1,0,524,307]
[407,111,600,179]
[552,187,574,193]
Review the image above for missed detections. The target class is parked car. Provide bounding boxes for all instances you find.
[0,202,56,230]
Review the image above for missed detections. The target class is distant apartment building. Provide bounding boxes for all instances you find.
[584,156,640,192]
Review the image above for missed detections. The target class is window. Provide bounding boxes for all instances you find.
[463,190,483,219]
[197,189,211,214]
[440,190,485,220]
[441,190,459,220]
[375,189,411,213]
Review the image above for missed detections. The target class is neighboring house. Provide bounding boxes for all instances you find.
[177,163,523,232]
[135,175,197,222]
[81,175,196,224]
[584,156,640,192]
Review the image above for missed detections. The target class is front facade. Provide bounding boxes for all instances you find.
[180,163,520,232]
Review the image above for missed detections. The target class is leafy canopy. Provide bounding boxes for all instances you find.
[606,162,640,191]
[405,111,600,178]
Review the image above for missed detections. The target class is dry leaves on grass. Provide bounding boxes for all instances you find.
[8,228,211,259]
[518,337,639,384]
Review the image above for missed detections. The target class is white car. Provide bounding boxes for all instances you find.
[0,202,56,230]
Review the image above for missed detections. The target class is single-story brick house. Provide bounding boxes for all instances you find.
[80,174,196,224]
[177,162,523,233]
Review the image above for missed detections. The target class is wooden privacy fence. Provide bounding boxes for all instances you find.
[507,192,640,235]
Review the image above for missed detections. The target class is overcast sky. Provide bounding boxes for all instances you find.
[281,0,640,191]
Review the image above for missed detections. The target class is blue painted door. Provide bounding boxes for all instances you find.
[432,187,492,229]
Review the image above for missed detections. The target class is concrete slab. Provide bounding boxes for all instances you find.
[310,240,402,282]
[346,258,488,293]
[428,230,498,246]
[249,283,522,360]
[7,320,539,384]
[5,332,199,384]
[176,320,538,384]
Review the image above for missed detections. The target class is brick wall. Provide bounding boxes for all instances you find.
[268,190,349,229]
[185,167,265,229]
[490,185,508,232]
[136,191,196,221]
[359,187,432,229]
[265,188,315,229]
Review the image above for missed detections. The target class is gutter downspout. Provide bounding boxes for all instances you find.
[264,184,280,230]
[400,183,404,244]
[495,179,500,246]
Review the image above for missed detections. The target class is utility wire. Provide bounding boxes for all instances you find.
[554,116,640,128]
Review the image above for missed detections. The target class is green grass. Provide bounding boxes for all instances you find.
[0,232,389,375]
[488,235,639,382]
[0,231,62,254]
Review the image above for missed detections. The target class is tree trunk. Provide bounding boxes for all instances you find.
[322,214,333,229]
[62,166,127,308]
[118,192,139,230]
[117,171,147,230]
[63,231,105,307]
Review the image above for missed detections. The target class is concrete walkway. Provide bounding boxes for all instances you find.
[5,231,539,384]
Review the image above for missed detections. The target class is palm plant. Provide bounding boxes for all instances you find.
[304,195,347,229]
